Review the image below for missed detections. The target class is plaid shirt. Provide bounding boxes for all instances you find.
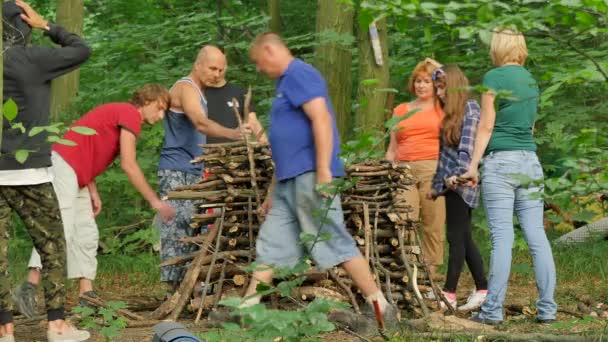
[432,100,481,208]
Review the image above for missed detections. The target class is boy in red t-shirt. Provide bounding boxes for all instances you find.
[13,84,176,317]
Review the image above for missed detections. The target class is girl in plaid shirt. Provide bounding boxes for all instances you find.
[429,64,488,311]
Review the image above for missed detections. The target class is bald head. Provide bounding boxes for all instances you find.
[249,32,293,79]
[196,45,226,65]
[193,45,227,87]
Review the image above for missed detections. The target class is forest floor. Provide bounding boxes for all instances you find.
[8,236,608,341]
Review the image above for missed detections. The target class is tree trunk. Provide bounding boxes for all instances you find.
[0,3,3,155]
[267,0,281,33]
[50,0,84,121]
[355,17,389,132]
[314,0,353,140]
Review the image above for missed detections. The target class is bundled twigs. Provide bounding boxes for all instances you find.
[339,160,435,317]
[163,148,437,319]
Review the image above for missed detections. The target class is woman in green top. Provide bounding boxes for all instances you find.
[461,28,557,325]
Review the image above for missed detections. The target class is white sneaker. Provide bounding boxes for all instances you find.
[439,291,457,310]
[458,290,487,311]
[47,326,90,342]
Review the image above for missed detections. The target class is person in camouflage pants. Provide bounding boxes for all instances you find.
[0,184,66,325]
[158,170,200,285]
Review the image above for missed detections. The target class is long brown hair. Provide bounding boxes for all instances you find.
[436,65,470,146]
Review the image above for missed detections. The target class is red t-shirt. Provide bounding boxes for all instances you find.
[53,103,142,188]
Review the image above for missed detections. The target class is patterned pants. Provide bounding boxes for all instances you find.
[158,170,200,283]
[0,183,66,323]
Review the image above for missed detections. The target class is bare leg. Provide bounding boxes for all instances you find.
[0,323,14,336]
[241,267,273,307]
[341,256,379,296]
[27,267,42,285]
[78,278,93,296]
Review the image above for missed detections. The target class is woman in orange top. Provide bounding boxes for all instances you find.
[386,59,446,278]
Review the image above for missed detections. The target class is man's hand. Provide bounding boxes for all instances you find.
[16,0,49,30]
[248,112,268,144]
[229,123,253,141]
[259,197,272,217]
[426,191,438,200]
[315,168,333,197]
[152,200,176,222]
[90,191,102,217]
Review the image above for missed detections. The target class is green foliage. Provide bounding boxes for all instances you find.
[540,127,607,226]
[207,298,347,342]
[73,301,128,341]
[3,99,18,122]
[1,100,95,163]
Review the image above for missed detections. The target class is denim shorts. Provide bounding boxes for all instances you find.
[256,172,361,270]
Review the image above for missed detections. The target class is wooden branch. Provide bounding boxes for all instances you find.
[292,286,348,302]
[231,97,262,210]
[194,208,225,323]
[159,250,250,267]
[328,269,360,314]
[149,215,222,320]
[396,228,429,316]
[80,295,145,321]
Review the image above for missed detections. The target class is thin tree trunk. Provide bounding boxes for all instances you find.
[314,0,354,140]
[50,0,84,121]
[355,17,389,132]
[0,3,3,155]
[267,0,281,33]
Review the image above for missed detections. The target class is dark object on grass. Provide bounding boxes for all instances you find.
[152,322,202,342]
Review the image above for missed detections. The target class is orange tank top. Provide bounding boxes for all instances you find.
[393,102,444,161]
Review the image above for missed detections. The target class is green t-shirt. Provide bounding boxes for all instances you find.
[482,65,539,154]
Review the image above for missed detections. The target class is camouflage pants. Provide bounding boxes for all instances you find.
[158,170,200,283]
[0,182,66,322]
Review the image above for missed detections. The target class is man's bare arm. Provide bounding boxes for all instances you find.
[302,97,333,185]
[180,85,244,140]
[119,129,175,221]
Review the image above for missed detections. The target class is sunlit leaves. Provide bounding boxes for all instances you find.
[71,126,97,135]
[3,99,18,122]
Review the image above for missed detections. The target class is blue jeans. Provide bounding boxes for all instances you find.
[479,150,557,321]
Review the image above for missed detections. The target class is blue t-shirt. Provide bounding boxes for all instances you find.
[269,59,344,181]
[159,78,207,175]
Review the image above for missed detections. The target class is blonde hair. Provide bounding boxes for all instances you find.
[250,32,286,54]
[407,60,439,94]
[490,28,528,66]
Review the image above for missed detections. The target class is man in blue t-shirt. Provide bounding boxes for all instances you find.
[239,32,396,331]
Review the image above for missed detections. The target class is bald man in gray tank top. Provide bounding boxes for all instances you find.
[158,45,252,290]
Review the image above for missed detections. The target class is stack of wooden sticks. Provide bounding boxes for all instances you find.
[152,142,442,321]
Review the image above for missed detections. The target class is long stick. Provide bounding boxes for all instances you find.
[195,208,225,324]
[80,295,144,321]
[231,97,261,210]
[150,216,221,320]
[328,269,360,314]
[396,227,429,317]
[413,228,452,313]
[212,261,228,311]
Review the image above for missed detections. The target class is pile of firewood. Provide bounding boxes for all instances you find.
[151,142,441,321]
[338,161,439,317]
[149,141,273,321]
